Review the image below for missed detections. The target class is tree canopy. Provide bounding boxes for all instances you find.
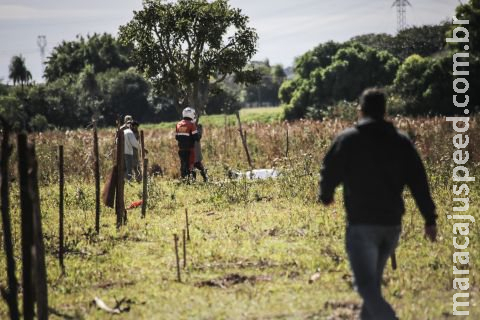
[44,33,133,82]
[281,43,399,119]
[118,0,258,117]
[349,23,450,61]
[448,0,479,54]
[9,55,32,87]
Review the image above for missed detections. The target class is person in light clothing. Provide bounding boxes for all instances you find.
[123,120,140,181]
[193,123,208,182]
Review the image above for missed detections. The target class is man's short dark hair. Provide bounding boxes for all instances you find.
[360,88,386,120]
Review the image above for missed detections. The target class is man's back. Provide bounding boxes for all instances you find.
[319,117,436,226]
[318,88,437,319]
[176,119,198,150]
[123,127,139,155]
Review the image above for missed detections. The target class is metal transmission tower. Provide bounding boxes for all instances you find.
[392,0,411,32]
[37,35,47,74]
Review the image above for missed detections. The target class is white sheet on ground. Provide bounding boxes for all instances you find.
[245,169,279,180]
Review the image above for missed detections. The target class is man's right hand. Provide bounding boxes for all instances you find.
[424,225,437,242]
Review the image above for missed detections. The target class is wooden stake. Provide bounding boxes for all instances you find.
[93,122,101,234]
[141,158,148,218]
[174,234,181,282]
[29,144,49,320]
[235,112,253,170]
[185,208,190,241]
[224,113,227,157]
[182,229,187,269]
[285,125,289,158]
[115,130,125,228]
[0,121,19,320]
[58,145,65,272]
[140,130,146,162]
[17,134,34,320]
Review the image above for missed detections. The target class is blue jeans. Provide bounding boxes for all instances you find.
[346,224,401,320]
[124,154,133,181]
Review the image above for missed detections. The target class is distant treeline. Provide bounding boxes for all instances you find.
[0,32,286,131]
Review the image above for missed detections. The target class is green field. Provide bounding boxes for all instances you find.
[143,107,283,129]
[0,112,478,319]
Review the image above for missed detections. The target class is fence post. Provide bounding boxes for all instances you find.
[235,112,253,170]
[140,130,146,164]
[58,145,65,272]
[29,144,49,320]
[0,122,19,320]
[93,121,101,234]
[185,208,190,241]
[141,158,148,218]
[285,125,289,158]
[182,229,187,269]
[115,130,125,228]
[174,234,181,282]
[17,133,34,320]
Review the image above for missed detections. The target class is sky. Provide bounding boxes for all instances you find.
[0,0,459,83]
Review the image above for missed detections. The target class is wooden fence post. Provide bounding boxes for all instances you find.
[141,158,148,218]
[235,112,253,170]
[140,130,146,164]
[182,229,187,269]
[58,145,65,272]
[174,234,181,282]
[115,130,125,228]
[285,125,289,158]
[224,113,228,157]
[93,121,101,234]
[0,122,19,320]
[185,208,190,241]
[29,144,49,320]
[140,130,148,218]
[17,133,34,320]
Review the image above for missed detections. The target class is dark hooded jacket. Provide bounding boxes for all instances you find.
[319,118,436,226]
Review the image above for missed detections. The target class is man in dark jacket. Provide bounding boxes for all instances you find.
[318,88,437,320]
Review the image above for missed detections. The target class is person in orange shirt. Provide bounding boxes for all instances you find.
[175,107,199,179]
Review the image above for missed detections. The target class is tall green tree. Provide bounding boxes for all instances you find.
[119,0,258,118]
[44,33,133,82]
[448,0,479,54]
[97,68,152,124]
[8,55,32,88]
[294,41,344,78]
[243,61,285,106]
[282,43,399,119]
[350,23,449,61]
[393,53,480,116]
